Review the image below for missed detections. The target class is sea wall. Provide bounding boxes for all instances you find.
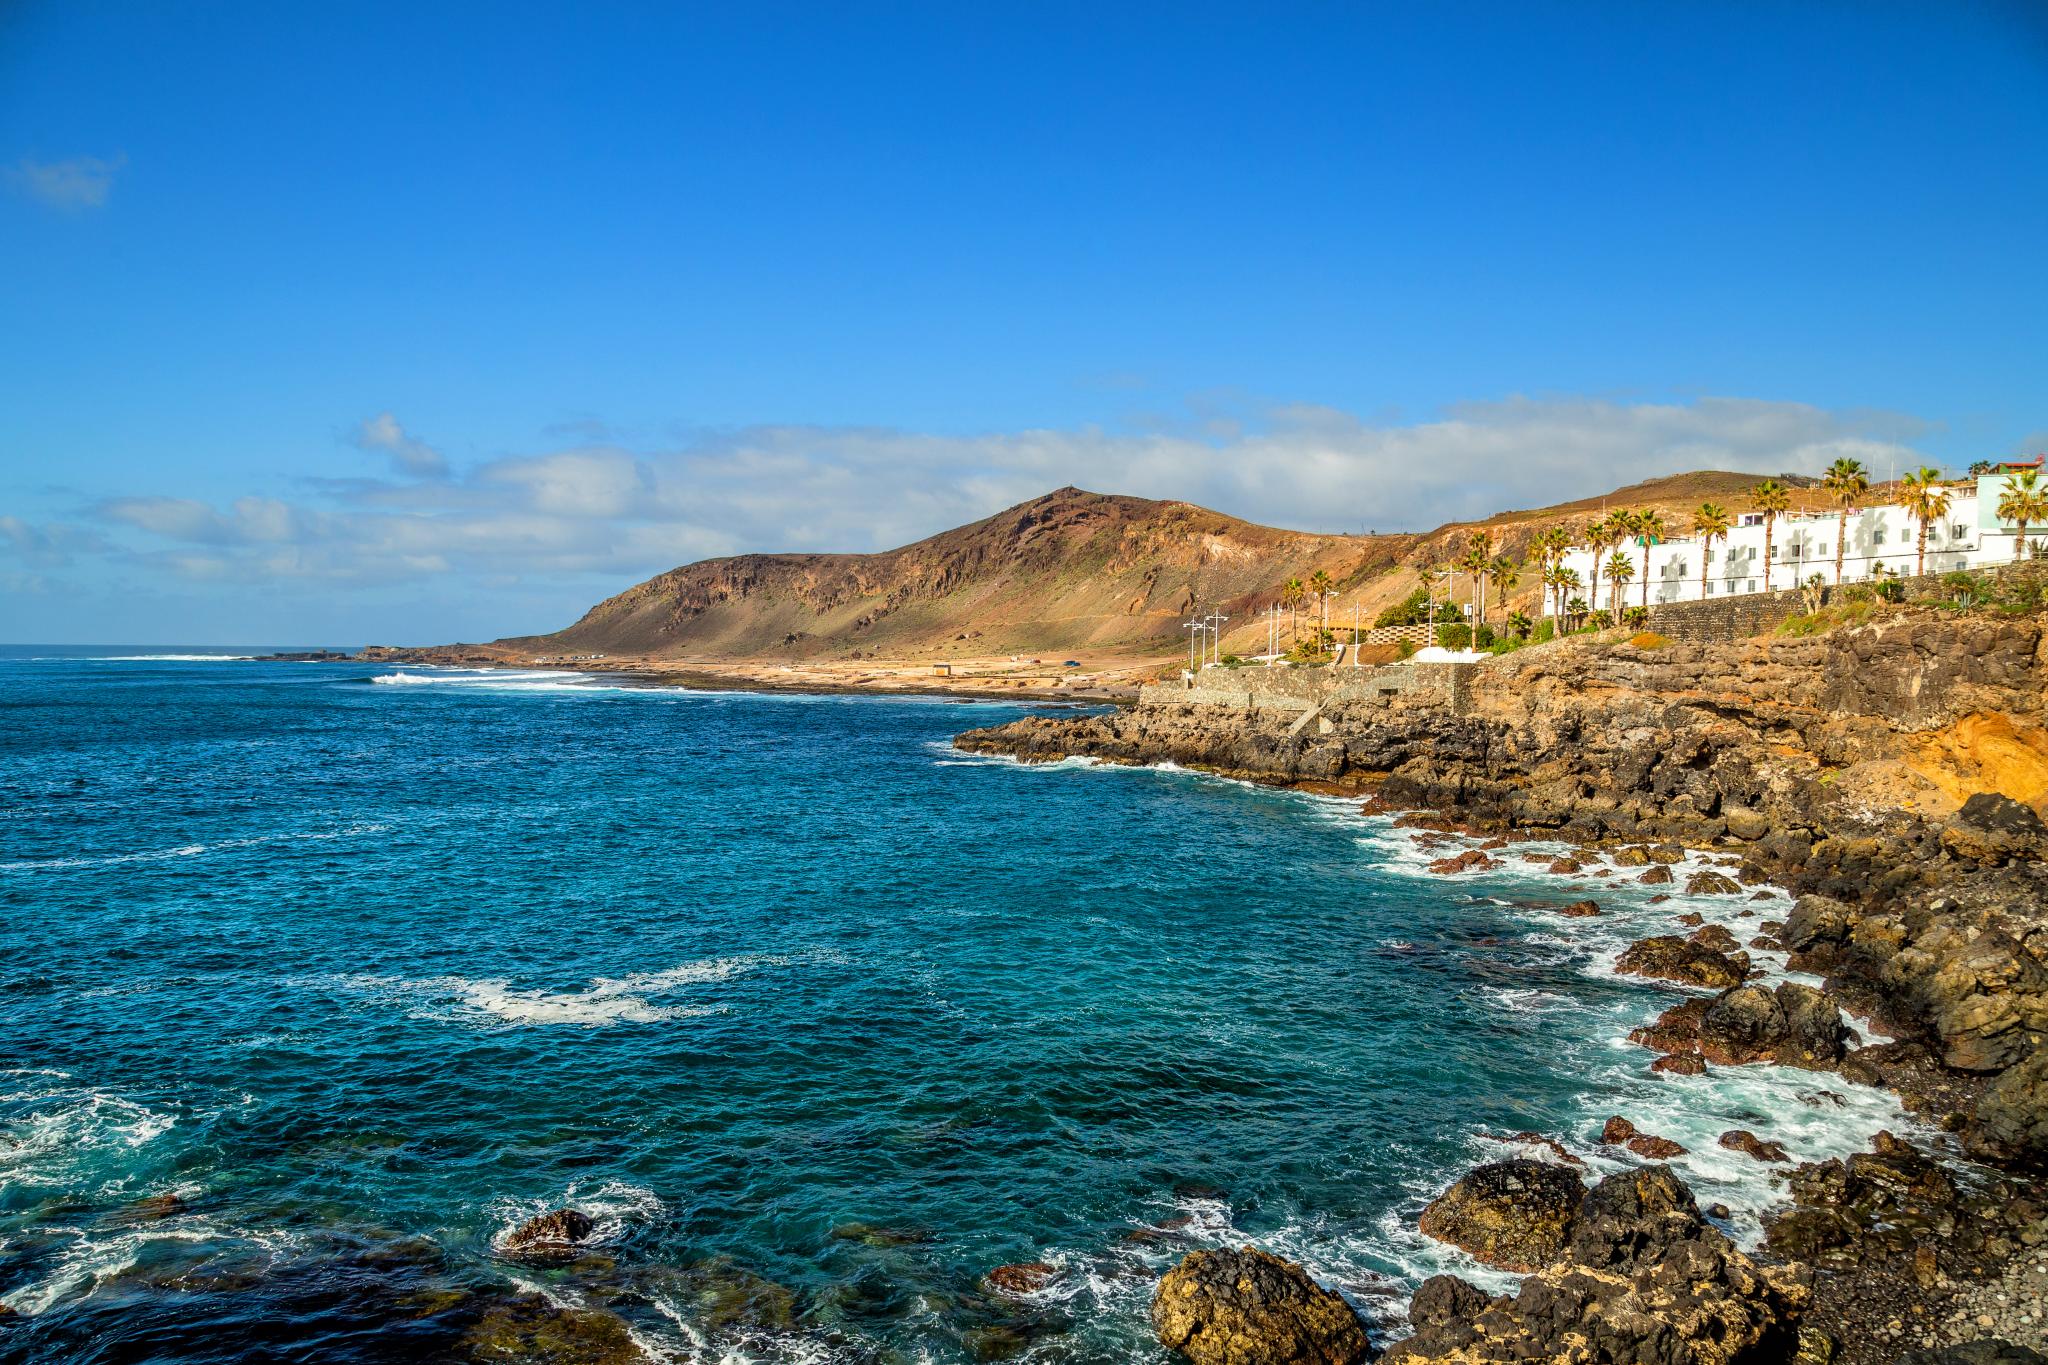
[1146,661,1476,715]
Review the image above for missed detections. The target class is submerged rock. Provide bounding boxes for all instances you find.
[984,1262,1058,1296]
[1417,1159,1585,1271]
[460,1292,647,1364]
[1151,1246,1373,1365]
[502,1209,597,1260]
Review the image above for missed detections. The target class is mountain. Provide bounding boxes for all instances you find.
[501,487,1370,661]
[396,471,1818,664]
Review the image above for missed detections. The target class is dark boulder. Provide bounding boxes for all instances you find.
[1417,1160,1584,1271]
[1616,935,1749,990]
[1151,1246,1374,1365]
[502,1208,596,1260]
[1390,1167,1810,1365]
[1638,865,1675,885]
[1967,1046,2048,1167]
[1686,870,1742,895]
[1719,1130,1790,1163]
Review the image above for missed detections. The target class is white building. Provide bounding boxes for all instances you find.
[1543,474,2043,618]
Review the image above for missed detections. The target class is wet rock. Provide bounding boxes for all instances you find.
[1600,1115,1684,1158]
[1628,1134,1687,1158]
[1417,1159,1585,1271]
[1551,899,1602,918]
[1677,912,1705,926]
[1634,982,1852,1070]
[123,1193,189,1222]
[1967,1046,2048,1167]
[1615,934,1749,990]
[1546,857,1584,874]
[1639,865,1675,885]
[1689,923,1742,954]
[1151,1246,1374,1365]
[1391,1167,1810,1365]
[460,1293,647,1364]
[1648,844,1687,865]
[1481,1131,1584,1166]
[984,1262,1058,1296]
[831,1222,934,1248]
[1652,1053,1707,1076]
[502,1209,596,1260]
[1686,870,1742,895]
[1720,1130,1791,1163]
[1613,846,1651,867]
[1427,849,1497,875]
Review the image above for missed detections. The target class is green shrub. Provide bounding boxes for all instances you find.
[1374,587,1431,628]
[1532,619,1556,644]
[1435,622,1473,650]
[1394,638,1418,660]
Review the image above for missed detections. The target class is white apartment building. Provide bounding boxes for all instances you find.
[1544,473,2043,617]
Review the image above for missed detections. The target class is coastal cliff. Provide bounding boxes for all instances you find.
[958,607,2048,1363]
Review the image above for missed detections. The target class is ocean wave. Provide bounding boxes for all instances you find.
[0,1070,177,1193]
[487,1179,664,1256]
[0,821,389,874]
[81,654,257,662]
[350,955,777,1029]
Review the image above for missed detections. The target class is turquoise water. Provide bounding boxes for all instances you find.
[0,651,1903,1363]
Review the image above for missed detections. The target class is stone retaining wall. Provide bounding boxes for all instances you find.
[1140,660,1476,714]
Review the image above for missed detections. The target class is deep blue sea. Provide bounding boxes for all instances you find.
[0,650,1904,1364]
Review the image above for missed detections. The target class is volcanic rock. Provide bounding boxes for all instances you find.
[502,1209,596,1260]
[1615,935,1749,990]
[1151,1246,1373,1365]
[1416,1160,1585,1271]
[1720,1130,1791,1163]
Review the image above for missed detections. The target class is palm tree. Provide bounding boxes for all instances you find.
[1997,469,2048,562]
[1750,480,1790,592]
[1458,532,1491,626]
[1823,457,1869,584]
[1692,502,1732,600]
[1606,551,1634,615]
[1559,569,1582,626]
[1565,593,1588,629]
[1896,466,1952,577]
[1631,508,1667,609]
[1585,517,1615,617]
[1281,577,1304,644]
[1505,610,1532,641]
[1308,569,1335,642]
[1487,554,1520,623]
[1540,559,1567,621]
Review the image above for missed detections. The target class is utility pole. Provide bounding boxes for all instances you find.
[1183,617,1202,675]
[1352,598,1361,665]
[1206,611,1229,667]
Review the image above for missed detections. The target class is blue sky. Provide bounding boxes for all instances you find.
[3,2,2045,643]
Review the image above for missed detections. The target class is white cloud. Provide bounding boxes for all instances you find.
[52,394,1932,623]
[7,154,124,210]
[348,413,449,479]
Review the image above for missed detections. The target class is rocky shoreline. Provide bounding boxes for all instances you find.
[955,608,2048,1364]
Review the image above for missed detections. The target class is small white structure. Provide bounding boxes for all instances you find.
[1544,474,2043,618]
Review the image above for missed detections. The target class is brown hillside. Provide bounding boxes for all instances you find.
[416,470,1824,665]
[511,487,1376,661]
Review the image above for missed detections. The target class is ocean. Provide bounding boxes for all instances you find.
[0,650,1906,1363]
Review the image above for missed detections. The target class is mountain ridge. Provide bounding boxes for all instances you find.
[397,470,1813,663]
